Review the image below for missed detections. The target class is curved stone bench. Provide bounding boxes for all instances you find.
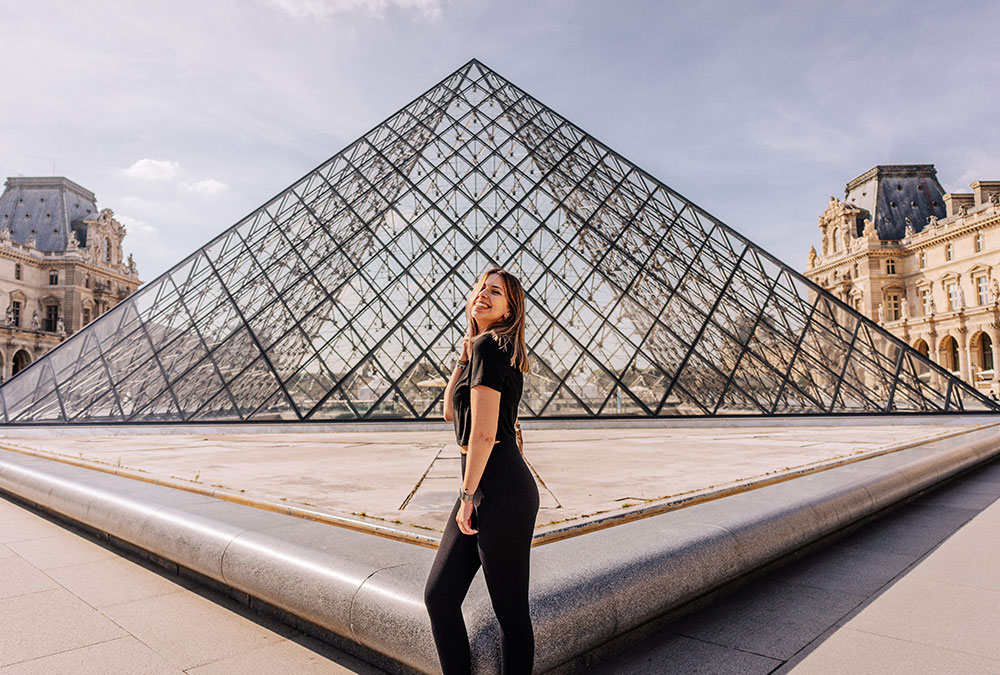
[1,423,999,674]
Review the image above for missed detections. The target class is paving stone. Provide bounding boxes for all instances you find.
[772,544,916,597]
[589,632,781,675]
[0,557,58,599]
[780,627,1000,675]
[45,556,193,608]
[0,588,127,666]
[0,542,15,559]
[846,576,1000,660]
[101,589,292,670]
[0,636,184,675]
[185,635,385,675]
[839,504,977,557]
[6,532,117,570]
[0,515,68,544]
[670,580,865,660]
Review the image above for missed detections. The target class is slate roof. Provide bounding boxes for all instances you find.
[0,177,98,251]
[843,165,946,241]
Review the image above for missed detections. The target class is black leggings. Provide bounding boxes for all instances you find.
[424,441,540,674]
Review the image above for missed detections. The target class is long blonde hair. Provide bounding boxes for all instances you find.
[466,268,530,374]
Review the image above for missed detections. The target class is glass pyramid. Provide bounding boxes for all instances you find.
[1,59,994,424]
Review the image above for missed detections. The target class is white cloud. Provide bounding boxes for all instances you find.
[262,0,442,19]
[181,178,229,195]
[122,158,182,182]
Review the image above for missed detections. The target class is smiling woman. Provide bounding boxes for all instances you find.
[425,267,537,674]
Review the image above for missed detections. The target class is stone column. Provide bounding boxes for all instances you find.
[992,325,1000,394]
[958,328,970,383]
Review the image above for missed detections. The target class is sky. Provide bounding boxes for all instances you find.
[1,0,999,284]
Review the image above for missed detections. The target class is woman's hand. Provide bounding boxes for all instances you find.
[456,499,477,535]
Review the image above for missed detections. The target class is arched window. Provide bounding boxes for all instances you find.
[981,333,994,372]
[12,350,31,376]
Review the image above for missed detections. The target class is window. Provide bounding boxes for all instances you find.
[104,237,112,262]
[946,243,953,261]
[14,263,21,280]
[853,262,859,277]
[82,307,91,325]
[11,301,21,327]
[947,283,958,311]
[983,334,994,372]
[976,234,984,252]
[48,269,58,285]
[886,258,896,274]
[886,293,901,321]
[84,274,90,289]
[922,289,932,316]
[978,276,989,306]
[44,304,58,332]
[919,252,926,268]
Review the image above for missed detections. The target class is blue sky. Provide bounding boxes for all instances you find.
[1,0,998,282]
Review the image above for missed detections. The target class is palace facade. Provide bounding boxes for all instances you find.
[0,177,141,381]
[806,165,1000,393]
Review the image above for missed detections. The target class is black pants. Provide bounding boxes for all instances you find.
[424,441,540,674]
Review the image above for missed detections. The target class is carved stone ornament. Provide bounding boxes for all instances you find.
[902,298,909,320]
[877,304,885,323]
[30,310,39,330]
[991,278,1000,303]
[862,218,877,239]
[928,215,939,227]
[807,245,817,269]
[0,227,9,241]
[904,224,915,238]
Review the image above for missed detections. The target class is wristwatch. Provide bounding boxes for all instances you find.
[459,488,475,502]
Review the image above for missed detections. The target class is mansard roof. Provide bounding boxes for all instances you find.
[844,165,946,241]
[0,176,98,251]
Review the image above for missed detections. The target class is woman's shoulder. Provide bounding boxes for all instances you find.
[473,333,511,361]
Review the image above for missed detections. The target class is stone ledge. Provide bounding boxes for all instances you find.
[1,425,999,674]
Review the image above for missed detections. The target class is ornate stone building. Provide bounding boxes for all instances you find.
[0,177,141,381]
[806,165,1000,393]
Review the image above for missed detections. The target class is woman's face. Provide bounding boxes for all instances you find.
[470,273,510,331]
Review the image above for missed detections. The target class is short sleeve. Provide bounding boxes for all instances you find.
[469,335,507,392]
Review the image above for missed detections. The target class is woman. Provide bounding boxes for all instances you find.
[424,268,539,675]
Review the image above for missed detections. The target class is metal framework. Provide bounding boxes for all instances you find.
[1,59,995,424]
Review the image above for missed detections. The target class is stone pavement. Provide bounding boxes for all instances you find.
[0,494,384,674]
[590,455,1000,675]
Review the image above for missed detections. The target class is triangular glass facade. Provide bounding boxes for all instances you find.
[1,59,995,423]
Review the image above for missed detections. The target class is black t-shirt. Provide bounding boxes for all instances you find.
[452,333,523,447]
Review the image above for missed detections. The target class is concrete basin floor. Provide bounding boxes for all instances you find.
[0,423,973,537]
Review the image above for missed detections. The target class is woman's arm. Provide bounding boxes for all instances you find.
[442,337,471,422]
[457,385,501,534]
